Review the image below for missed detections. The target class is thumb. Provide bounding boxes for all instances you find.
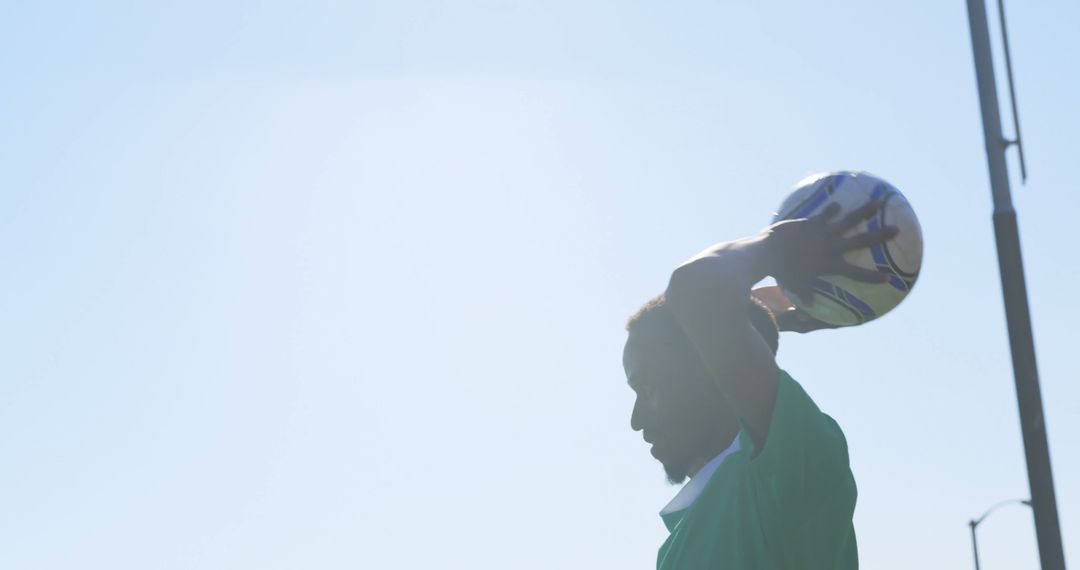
[786,282,816,308]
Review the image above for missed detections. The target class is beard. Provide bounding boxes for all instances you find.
[655,422,734,485]
[664,461,690,485]
[655,433,710,485]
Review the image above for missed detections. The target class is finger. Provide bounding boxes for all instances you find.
[836,263,890,283]
[837,226,900,251]
[772,308,801,332]
[788,282,817,307]
[792,314,842,334]
[811,202,841,223]
[776,308,837,333]
[836,199,884,232]
[776,310,813,333]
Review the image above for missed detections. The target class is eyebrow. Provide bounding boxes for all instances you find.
[625,365,649,390]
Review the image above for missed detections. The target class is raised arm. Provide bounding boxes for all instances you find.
[664,201,896,449]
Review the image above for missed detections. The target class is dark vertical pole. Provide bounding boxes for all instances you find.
[969,520,982,570]
[964,1,1067,568]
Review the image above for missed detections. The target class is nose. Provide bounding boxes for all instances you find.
[631,396,645,432]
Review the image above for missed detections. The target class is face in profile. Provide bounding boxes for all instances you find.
[623,328,737,484]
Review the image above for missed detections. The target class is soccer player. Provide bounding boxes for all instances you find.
[623,200,897,569]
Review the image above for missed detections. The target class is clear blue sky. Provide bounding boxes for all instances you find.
[2,1,1077,569]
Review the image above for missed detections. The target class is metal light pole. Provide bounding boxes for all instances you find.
[969,499,1032,570]
[964,0,1067,568]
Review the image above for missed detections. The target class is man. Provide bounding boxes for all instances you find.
[623,200,897,569]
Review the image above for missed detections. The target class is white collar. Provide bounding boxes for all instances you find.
[659,434,741,516]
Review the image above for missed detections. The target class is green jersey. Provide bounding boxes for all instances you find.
[656,370,858,569]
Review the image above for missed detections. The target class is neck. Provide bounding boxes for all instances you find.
[687,429,740,478]
[687,456,709,478]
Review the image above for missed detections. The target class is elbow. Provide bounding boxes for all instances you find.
[666,260,707,302]
[666,258,742,309]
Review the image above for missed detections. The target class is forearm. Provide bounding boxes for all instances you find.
[664,231,782,447]
[658,200,893,447]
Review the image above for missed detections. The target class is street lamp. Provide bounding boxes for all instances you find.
[969,498,1033,570]
[965,0,1066,565]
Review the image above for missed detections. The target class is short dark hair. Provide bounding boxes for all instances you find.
[626,293,779,355]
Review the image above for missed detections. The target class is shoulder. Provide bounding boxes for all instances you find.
[750,369,850,463]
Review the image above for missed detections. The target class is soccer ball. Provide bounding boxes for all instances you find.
[772,171,923,326]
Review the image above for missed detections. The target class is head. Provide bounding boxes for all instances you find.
[623,293,778,484]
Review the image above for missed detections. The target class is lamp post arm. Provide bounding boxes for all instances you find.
[973,498,1032,527]
[969,499,1031,570]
